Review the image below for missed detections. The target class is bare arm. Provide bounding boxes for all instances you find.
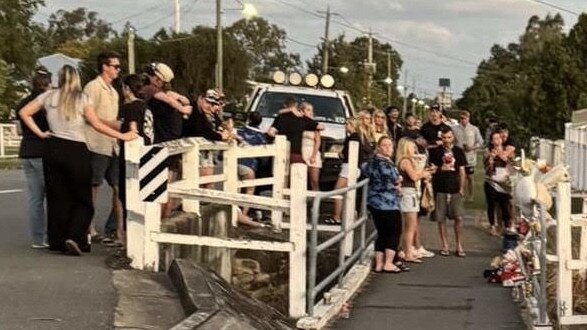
[19,99,51,139]
[459,166,466,195]
[399,158,431,182]
[310,131,321,163]
[84,105,137,141]
[153,91,192,115]
[266,127,278,138]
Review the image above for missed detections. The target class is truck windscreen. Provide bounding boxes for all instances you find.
[255,91,347,124]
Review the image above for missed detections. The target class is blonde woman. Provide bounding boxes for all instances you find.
[357,110,377,161]
[20,65,137,255]
[325,118,362,224]
[372,109,389,142]
[299,102,322,191]
[396,138,433,262]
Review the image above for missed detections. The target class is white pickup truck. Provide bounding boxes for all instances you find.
[244,83,356,188]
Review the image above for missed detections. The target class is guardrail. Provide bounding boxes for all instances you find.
[124,135,367,320]
[0,123,21,158]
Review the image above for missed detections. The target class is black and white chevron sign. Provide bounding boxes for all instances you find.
[139,146,169,203]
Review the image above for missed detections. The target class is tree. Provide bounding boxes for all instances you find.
[307,34,403,109]
[44,7,117,52]
[0,0,45,120]
[227,17,300,82]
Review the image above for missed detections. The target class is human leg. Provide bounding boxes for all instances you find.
[329,176,348,224]
[435,193,449,253]
[308,167,320,191]
[22,158,47,246]
[449,193,465,255]
[43,144,70,252]
[65,141,94,252]
[402,212,419,261]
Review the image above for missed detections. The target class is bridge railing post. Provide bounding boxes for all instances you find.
[289,163,307,318]
[272,136,287,232]
[343,141,359,257]
[556,181,573,322]
[125,138,145,269]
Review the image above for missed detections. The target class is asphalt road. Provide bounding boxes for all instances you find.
[0,169,116,330]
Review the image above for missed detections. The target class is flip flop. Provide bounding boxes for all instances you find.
[455,250,466,258]
[403,258,423,264]
[439,249,450,256]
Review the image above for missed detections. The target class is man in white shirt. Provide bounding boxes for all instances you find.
[453,110,484,201]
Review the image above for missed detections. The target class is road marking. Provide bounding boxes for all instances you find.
[0,189,23,194]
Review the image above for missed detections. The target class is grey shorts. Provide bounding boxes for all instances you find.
[91,152,119,187]
[434,192,464,222]
[237,164,254,178]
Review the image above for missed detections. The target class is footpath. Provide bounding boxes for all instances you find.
[333,212,526,330]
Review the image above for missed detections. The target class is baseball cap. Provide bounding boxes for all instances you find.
[153,63,174,83]
[204,89,221,105]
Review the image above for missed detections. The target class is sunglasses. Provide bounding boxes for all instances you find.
[108,64,121,70]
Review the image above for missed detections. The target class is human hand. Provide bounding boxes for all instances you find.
[180,105,193,115]
[310,155,316,164]
[40,131,52,139]
[121,130,138,141]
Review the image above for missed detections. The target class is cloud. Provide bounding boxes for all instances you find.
[391,21,454,45]
[387,2,404,12]
[443,0,539,16]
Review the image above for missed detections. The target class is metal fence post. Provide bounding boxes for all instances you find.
[289,163,307,318]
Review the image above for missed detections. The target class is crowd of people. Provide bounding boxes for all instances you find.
[15,50,515,262]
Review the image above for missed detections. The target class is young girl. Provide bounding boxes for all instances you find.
[372,109,389,143]
[362,136,403,273]
[484,131,512,236]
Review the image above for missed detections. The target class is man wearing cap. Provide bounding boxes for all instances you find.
[183,89,230,187]
[142,63,192,143]
[84,51,124,242]
[453,110,483,201]
[420,104,451,150]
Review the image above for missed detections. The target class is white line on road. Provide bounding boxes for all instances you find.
[0,189,23,194]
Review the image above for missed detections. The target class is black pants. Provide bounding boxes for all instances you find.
[483,182,511,228]
[369,207,402,252]
[44,137,94,252]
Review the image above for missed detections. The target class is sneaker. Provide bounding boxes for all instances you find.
[416,246,435,258]
[31,242,49,249]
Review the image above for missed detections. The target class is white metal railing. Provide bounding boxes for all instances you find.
[0,123,21,158]
[124,135,366,320]
[564,123,587,193]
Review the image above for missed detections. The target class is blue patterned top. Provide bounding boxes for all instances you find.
[237,125,268,171]
[362,155,401,211]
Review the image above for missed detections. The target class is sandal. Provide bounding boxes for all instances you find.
[395,262,410,272]
[439,249,450,256]
[324,217,341,225]
[455,250,466,258]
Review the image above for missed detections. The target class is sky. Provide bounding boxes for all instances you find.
[36,0,587,99]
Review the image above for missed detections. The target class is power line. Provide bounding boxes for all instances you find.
[110,0,169,25]
[524,0,580,16]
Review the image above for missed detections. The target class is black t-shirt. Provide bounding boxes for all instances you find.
[183,106,223,141]
[119,100,147,143]
[148,97,183,143]
[420,121,451,147]
[17,91,49,158]
[428,145,467,193]
[271,112,318,154]
[341,132,365,165]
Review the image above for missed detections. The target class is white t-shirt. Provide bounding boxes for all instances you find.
[35,90,91,143]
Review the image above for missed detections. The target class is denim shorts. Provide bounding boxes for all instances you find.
[400,187,420,213]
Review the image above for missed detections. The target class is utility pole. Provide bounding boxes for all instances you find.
[402,69,408,118]
[174,0,181,34]
[386,51,391,106]
[216,0,223,90]
[127,27,135,74]
[321,6,331,74]
[366,28,374,106]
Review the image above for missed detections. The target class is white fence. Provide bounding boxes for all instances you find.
[531,122,587,327]
[124,135,366,320]
[0,123,21,158]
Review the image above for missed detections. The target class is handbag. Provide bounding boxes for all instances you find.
[420,181,435,212]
